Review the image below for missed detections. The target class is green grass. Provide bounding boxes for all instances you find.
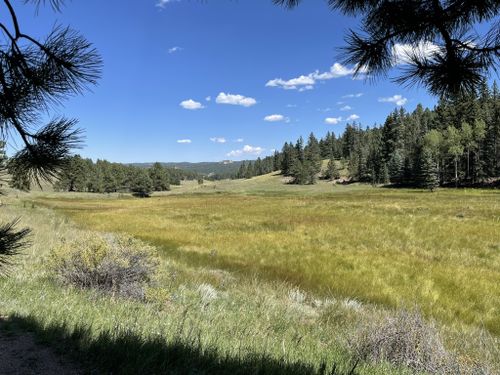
[1,176,499,373]
[33,177,500,335]
[0,201,406,374]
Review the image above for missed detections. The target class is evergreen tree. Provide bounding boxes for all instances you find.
[324,159,340,181]
[417,146,439,192]
[388,149,404,184]
[304,133,322,184]
[130,169,153,198]
[149,162,170,191]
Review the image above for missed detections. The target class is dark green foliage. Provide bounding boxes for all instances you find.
[0,220,30,271]
[149,162,170,192]
[324,159,340,181]
[274,0,500,98]
[417,147,440,191]
[53,158,199,194]
[130,169,153,198]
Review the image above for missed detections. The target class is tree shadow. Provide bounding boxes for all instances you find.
[1,314,358,375]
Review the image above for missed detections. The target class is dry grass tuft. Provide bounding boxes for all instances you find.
[349,309,493,374]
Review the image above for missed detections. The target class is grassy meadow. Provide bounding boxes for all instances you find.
[35,177,500,334]
[1,175,499,373]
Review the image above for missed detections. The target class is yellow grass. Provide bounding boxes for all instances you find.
[34,180,500,335]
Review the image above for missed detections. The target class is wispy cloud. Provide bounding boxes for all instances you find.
[266,63,361,91]
[177,139,191,144]
[216,92,257,107]
[378,95,408,106]
[325,117,342,125]
[168,46,183,54]
[205,96,211,102]
[210,137,227,144]
[234,138,244,143]
[180,99,204,110]
[227,145,264,158]
[264,114,289,123]
[346,114,360,121]
[342,93,363,99]
[340,105,352,111]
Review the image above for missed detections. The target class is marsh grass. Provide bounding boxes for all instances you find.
[0,180,498,373]
[35,184,500,335]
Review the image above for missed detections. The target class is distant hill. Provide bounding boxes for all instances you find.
[129,161,245,177]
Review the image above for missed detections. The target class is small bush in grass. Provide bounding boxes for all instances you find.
[50,232,159,300]
[349,309,458,374]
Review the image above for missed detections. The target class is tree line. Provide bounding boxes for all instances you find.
[3,154,200,197]
[236,81,500,189]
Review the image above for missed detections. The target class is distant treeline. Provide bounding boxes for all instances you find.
[49,158,199,195]
[237,81,500,188]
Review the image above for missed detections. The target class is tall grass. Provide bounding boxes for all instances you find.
[35,187,500,335]
[0,183,498,373]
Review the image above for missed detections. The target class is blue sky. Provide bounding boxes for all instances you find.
[11,0,440,162]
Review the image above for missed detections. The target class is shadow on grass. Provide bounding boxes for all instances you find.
[1,315,358,375]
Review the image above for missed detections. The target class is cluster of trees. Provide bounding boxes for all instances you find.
[237,82,500,189]
[47,156,198,196]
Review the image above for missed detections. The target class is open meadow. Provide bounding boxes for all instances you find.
[1,176,499,374]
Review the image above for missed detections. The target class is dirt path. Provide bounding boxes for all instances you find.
[0,328,83,375]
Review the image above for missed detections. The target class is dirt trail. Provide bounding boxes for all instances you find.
[0,326,83,375]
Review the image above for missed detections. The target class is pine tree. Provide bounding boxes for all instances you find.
[304,133,322,184]
[388,149,404,184]
[324,159,340,181]
[417,147,439,192]
[130,169,153,198]
[149,162,170,191]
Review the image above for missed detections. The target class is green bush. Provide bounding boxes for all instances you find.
[50,232,159,299]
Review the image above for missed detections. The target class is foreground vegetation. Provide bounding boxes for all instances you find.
[0,179,498,373]
[35,180,500,334]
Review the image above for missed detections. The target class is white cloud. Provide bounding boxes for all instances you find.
[180,99,204,110]
[216,92,257,107]
[378,95,408,106]
[340,105,352,111]
[235,138,244,143]
[286,104,297,108]
[177,139,191,144]
[325,117,342,125]
[156,0,178,8]
[266,62,359,91]
[346,114,360,121]
[210,137,227,144]
[264,114,287,122]
[205,96,211,102]
[342,93,363,98]
[392,42,440,64]
[227,145,264,158]
[168,46,182,54]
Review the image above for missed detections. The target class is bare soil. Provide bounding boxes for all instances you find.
[0,323,83,375]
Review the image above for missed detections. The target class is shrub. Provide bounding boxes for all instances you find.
[50,232,159,300]
[349,309,458,374]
